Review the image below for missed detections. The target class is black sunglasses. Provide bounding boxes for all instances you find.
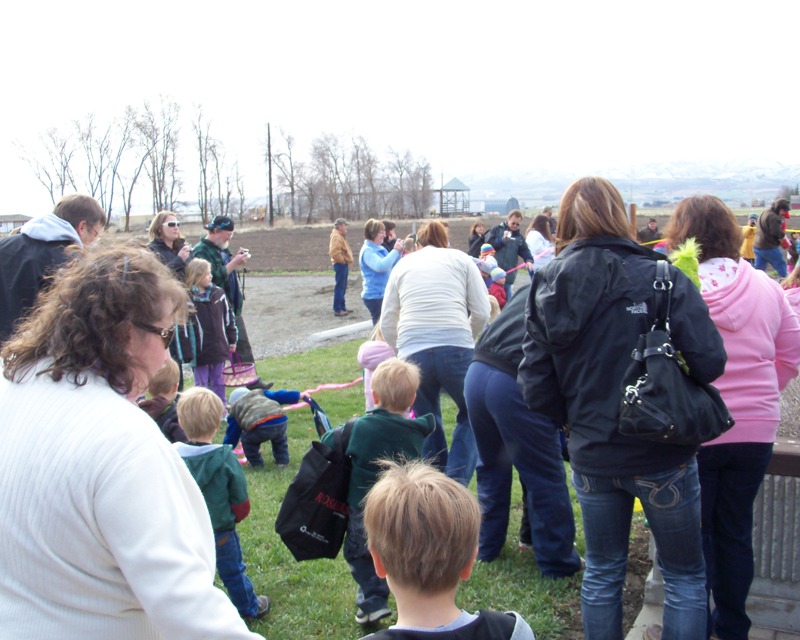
[136,322,175,348]
[163,221,181,228]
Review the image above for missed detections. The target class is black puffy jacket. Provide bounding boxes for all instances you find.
[518,236,726,477]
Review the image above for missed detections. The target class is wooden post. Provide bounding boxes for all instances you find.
[630,203,637,237]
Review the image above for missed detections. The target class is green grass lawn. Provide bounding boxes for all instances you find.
[212,339,592,639]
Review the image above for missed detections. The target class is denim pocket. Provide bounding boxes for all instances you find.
[634,465,687,509]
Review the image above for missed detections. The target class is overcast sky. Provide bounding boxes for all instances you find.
[2,0,797,217]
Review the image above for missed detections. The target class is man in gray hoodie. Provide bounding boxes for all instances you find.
[0,194,105,343]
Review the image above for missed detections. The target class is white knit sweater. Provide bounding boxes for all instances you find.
[381,246,491,357]
[0,364,262,639]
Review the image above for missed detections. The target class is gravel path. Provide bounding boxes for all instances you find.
[241,273,373,359]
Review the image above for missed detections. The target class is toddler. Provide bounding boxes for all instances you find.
[137,358,187,443]
[184,258,237,411]
[488,268,507,310]
[321,358,435,626]
[174,387,271,621]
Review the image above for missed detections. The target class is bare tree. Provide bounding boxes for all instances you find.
[193,106,215,222]
[234,161,246,221]
[310,133,355,221]
[16,127,77,205]
[295,161,321,224]
[136,97,182,213]
[74,109,136,224]
[272,128,297,221]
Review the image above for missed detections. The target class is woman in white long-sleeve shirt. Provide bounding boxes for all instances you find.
[524,214,556,272]
[0,245,262,640]
[381,221,490,486]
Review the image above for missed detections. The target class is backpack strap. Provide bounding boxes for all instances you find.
[332,417,358,456]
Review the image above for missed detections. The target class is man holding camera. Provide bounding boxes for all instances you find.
[193,216,271,389]
[486,209,534,301]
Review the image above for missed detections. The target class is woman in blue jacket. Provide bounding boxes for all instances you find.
[359,219,403,325]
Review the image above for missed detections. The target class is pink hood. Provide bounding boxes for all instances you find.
[701,260,800,445]
[357,340,395,370]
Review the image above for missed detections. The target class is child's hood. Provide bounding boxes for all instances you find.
[172,443,231,489]
[357,340,395,369]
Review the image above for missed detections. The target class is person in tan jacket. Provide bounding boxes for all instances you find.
[329,217,354,316]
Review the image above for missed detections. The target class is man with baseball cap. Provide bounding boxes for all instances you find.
[328,218,354,317]
[193,216,271,390]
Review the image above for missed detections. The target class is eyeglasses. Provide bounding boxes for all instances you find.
[135,322,175,348]
[508,221,520,228]
[163,221,181,228]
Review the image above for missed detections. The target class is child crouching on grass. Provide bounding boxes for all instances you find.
[321,358,435,627]
[174,387,271,621]
[360,460,535,640]
[223,385,301,468]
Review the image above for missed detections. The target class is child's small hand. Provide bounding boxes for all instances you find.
[229,344,237,352]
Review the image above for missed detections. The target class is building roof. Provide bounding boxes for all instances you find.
[442,178,470,191]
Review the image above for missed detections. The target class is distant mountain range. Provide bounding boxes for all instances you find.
[458,161,800,208]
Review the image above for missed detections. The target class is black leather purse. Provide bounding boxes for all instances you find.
[618,260,734,445]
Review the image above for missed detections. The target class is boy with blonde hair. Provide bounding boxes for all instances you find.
[174,387,270,621]
[137,358,187,443]
[322,358,435,626]
[361,461,535,639]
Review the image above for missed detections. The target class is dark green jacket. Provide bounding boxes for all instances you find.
[322,409,435,508]
[192,237,243,313]
[174,443,249,531]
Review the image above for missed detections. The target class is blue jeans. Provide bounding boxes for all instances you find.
[363,297,383,326]
[333,263,348,312]
[698,442,773,640]
[408,346,476,486]
[573,459,706,640]
[215,528,259,617]
[241,423,289,466]
[753,246,787,277]
[464,361,581,576]
[343,506,389,614]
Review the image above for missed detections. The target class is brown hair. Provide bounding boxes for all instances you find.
[416,220,449,248]
[364,460,480,594]
[469,221,485,236]
[148,210,182,242]
[53,194,106,230]
[771,198,791,215]
[664,195,742,262]
[556,177,633,251]
[185,258,211,290]
[177,386,224,439]
[147,358,181,396]
[372,357,420,413]
[525,214,553,242]
[2,242,187,395]
[364,219,385,241]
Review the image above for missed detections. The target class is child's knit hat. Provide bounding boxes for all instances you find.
[480,243,495,256]
[490,267,507,283]
[229,387,250,407]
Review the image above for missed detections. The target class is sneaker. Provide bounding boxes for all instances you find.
[246,378,274,391]
[245,595,271,621]
[355,607,392,625]
[518,540,533,551]
[643,623,662,640]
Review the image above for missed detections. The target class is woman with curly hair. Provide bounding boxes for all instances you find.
[0,243,263,639]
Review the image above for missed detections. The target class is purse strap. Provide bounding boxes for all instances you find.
[652,260,673,334]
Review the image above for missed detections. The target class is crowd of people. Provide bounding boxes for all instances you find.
[1,184,798,640]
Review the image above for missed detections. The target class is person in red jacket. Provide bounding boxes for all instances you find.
[488,268,507,309]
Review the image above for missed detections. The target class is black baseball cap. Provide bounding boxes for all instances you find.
[205,216,234,231]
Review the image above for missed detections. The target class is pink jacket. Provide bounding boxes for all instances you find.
[701,259,800,445]
[357,340,396,412]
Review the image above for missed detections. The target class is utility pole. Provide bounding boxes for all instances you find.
[267,123,274,227]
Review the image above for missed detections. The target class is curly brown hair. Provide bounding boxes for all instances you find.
[663,195,742,262]
[2,241,188,395]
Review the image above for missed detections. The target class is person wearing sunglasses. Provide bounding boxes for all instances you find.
[0,244,264,639]
[0,193,106,345]
[147,210,192,278]
[485,209,535,301]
